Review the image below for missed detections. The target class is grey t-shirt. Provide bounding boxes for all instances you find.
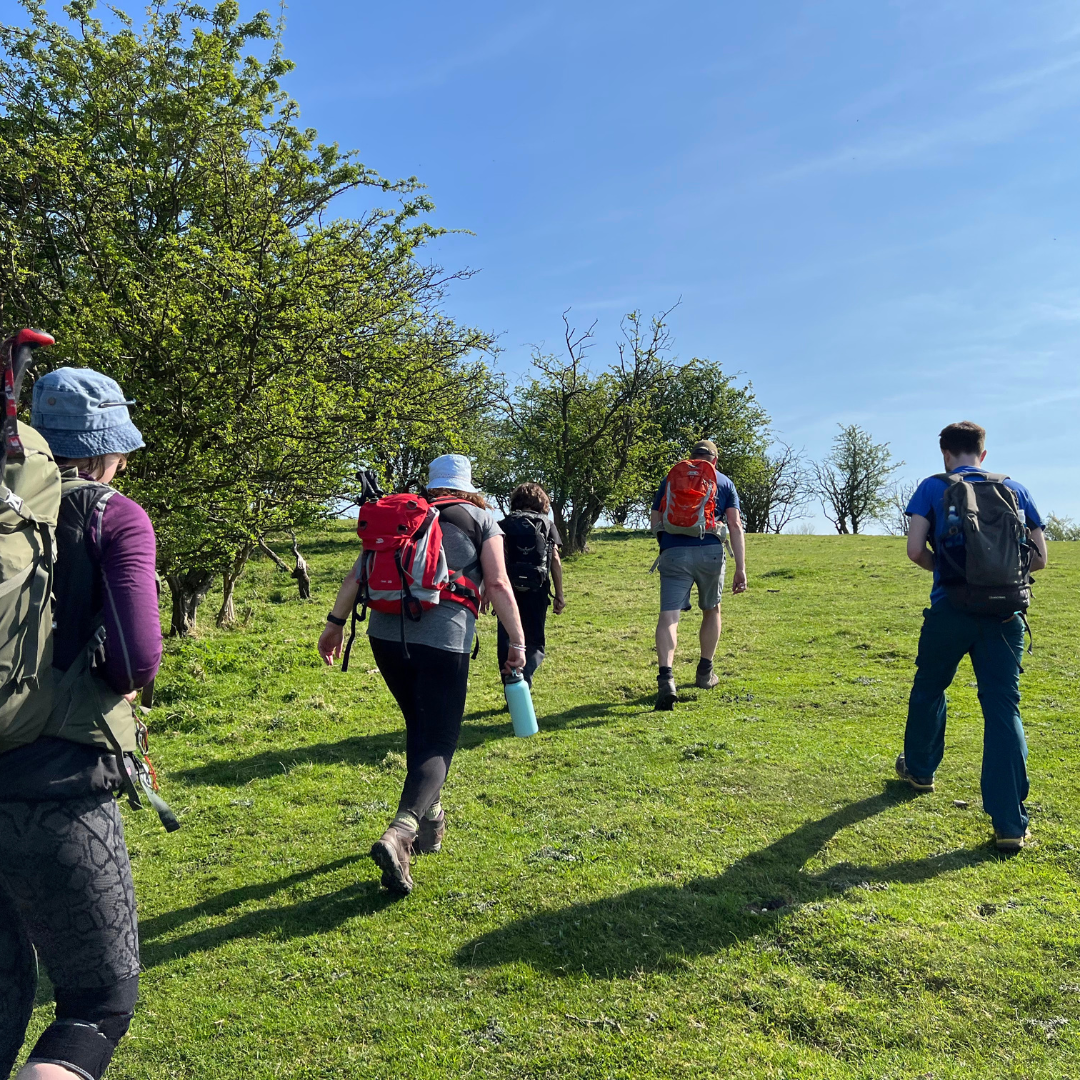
[367,501,502,654]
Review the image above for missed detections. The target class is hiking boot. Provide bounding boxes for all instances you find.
[695,660,719,690]
[895,753,935,792]
[415,810,445,855]
[994,829,1032,852]
[655,674,677,711]
[370,822,416,894]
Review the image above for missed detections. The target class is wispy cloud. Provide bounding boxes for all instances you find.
[771,47,1080,182]
[320,9,554,99]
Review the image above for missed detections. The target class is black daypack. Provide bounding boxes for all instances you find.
[932,471,1033,618]
[500,511,554,593]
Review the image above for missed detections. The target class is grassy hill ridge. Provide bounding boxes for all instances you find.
[28,527,1080,1079]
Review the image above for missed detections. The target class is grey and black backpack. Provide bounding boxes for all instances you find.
[501,511,554,593]
[932,470,1034,618]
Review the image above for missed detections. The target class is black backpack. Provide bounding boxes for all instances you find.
[932,471,1033,617]
[500,511,554,593]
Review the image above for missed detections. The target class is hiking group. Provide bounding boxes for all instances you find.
[0,327,1050,1079]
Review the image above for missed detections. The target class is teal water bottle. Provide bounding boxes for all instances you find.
[503,669,538,738]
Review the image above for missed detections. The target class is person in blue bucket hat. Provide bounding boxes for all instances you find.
[32,367,145,464]
[0,368,162,1080]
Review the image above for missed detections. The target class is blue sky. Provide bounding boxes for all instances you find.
[176,2,1080,521]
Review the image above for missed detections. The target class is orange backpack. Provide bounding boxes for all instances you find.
[659,459,720,537]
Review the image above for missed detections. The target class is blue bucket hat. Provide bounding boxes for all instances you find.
[427,453,478,493]
[31,367,145,459]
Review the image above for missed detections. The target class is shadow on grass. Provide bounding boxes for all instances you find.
[139,855,394,967]
[177,696,655,787]
[455,785,998,978]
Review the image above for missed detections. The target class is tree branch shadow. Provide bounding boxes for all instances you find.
[455,784,999,978]
[139,855,394,968]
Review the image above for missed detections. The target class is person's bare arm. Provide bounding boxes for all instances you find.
[650,509,662,535]
[551,546,565,614]
[1028,527,1047,573]
[725,506,747,593]
[906,515,935,571]
[318,557,361,665]
[480,535,526,672]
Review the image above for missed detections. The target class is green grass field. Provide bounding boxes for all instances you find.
[23,527,1080,1079]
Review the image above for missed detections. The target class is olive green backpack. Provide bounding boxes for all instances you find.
[0,419,63,750]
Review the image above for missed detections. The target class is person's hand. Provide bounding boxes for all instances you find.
[732,569,748,595]
[501,643,526,675]
[123,690,138,704]
[553,595,566,615]
[318,622,345,666]
[479,597,493,615]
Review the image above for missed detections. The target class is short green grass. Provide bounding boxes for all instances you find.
[22,527,1080,1078]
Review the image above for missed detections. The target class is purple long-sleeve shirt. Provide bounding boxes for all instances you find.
[52,488,163,692]
[0,487,162,800]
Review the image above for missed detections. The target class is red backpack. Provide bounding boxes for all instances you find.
[342,494,483,668]
[659,459,720,537]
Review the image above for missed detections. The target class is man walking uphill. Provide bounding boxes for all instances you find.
[651,439,747,710]
[897,421,1047,851]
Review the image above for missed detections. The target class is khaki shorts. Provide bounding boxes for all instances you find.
[658,544,726,612]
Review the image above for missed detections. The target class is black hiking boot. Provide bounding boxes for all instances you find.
[696,659,719,689]
[415,810,445,855]
[370,822,416,894]
[895,753,935,793]
[655,674,677,711]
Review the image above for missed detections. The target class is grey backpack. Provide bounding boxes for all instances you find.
[933,471,1032,617]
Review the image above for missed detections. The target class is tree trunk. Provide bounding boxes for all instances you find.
[289,533,311,600]
[167,569,216,637]
[257,538,290,572]
[258,535,311,599]
[216,544,254,628]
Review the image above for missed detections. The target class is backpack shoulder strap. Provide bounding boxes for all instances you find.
[433,499,485,562]
[933,470,1009,485]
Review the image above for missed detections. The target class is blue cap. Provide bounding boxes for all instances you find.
[31,368,145,459]
[427,453,478,493]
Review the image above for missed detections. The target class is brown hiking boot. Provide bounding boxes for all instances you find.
[696,660,719,689]
[370,822,416,894]
[655,674,677,711]
[415,810,445,854]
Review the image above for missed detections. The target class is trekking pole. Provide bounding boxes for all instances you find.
[1,328,54,469]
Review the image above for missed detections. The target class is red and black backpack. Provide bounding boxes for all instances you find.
[342,494,483,668]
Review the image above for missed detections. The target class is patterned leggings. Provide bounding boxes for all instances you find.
[0,793,139,1078]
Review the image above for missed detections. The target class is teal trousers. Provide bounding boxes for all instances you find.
[904,600,1029,838]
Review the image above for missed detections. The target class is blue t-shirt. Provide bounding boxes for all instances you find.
[905,466,1044,604]
[652,469,740,550]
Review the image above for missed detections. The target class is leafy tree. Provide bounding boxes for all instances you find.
[479,311,674,554]
[739,443,811,533]
[645,360,771,507]
[362,347,496,495]
[479,310,774,548]
[1044,514,1080,542]
[0,0,490,633]
[813,424,902,534]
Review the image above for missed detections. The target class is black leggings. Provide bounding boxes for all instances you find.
[0,793,139,1079]
[369,638,471,819]
[497,590,549,687]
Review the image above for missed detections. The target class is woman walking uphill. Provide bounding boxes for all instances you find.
[496,483,566,688]
[0,369,161,1080]
[319,455,525,896]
